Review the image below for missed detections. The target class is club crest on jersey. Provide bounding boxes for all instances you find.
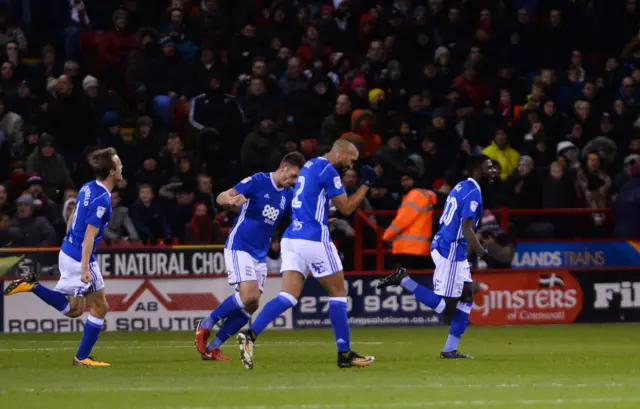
[280,196,286,209]
[470,201,478,212]
[333,176,342,189]
[97,206,106,218]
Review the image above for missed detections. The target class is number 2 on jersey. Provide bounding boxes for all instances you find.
[291,176,305,209]
[440,196,458,226]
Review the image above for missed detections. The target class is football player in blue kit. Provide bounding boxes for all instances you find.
[4,148,122,367]
[378,154,499,359]
[194,152,306,360]
[237,140,379,370]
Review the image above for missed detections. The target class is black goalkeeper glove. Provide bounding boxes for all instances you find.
[360,165,379,187]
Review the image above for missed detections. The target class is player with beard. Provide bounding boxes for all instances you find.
[377,154,498,359]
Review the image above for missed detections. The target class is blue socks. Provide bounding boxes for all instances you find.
[76,315,104,359]
[32,284,70,314]
[443,302,471,352]
[400,276,446,313]
[201,293,244,330]
[207,310,251,351]
[329,297,350,353]
[250,292,298,336]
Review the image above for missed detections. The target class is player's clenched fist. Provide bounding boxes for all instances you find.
[230,194,248,207]
[81,268,93,284]
[360,165,379,187]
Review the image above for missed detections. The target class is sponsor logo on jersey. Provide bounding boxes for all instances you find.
[470,271,583,325]
[262,205,280,224]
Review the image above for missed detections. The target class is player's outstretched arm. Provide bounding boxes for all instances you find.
[80,225,99,284]
[216,188,248,211]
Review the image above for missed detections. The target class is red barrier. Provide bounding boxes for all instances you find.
[354,207,615,271]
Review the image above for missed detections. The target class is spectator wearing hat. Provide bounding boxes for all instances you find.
[11,79,38,124]
[368,87,389,134]
[373,131,409,183]
[341,109,382,159]
[144,35,184,128]
[453,62,490,108]
[164,15,199,62]
[240,110,286,176]
[482,128,520,180]
[83,75,111,127]
[7,194,57,247]
[26,134,73,199]
[348,75,369,110]
[613,162,640,237]
[185,42,227,98]
[383,168,437,270]
[131,183,172,243]
[133,115,160,169]
[104,189,139,243]
[420,108,460,163]
[612,154,640,195]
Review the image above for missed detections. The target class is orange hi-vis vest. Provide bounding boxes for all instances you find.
[383,188,437,256]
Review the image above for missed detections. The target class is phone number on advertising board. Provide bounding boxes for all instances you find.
[297,279,435,314]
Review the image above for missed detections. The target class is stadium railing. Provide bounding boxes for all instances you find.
[353,208,615,272]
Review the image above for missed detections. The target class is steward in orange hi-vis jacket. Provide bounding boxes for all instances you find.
[383,170,437,269]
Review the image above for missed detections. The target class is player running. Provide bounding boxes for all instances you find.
[377,154,498,359]
[194,152,306,360]
[4,148,122,367]
[236,140,378,370]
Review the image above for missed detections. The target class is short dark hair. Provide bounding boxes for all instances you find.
[281,151,306,169]
[91,147,117,180]
[467,153,491,174]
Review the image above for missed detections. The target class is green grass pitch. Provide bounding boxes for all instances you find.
[0,325,639,409]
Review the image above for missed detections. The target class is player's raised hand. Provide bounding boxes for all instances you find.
[360,165,379,187]
[81,268,93,284]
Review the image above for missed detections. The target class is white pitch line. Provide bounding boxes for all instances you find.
[177,398,640,409]
[0,341,386,353]
[0,382,630,394]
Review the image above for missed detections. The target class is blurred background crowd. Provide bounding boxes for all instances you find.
[0,0,639,259]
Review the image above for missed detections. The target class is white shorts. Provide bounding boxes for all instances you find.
[55,251,105,297]
[432,249,472,298]
[224,249,266,292]
[280,238,343,278]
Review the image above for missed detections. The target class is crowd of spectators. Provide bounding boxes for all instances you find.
[0,0,640,251]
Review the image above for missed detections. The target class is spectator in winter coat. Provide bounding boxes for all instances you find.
[0,5,27,52]
[613,163,640,237]
[47,74,93,163]
[240,112,286,176]
[183,201,218,244]
[99,9,137,77]
[130,183,172,242]
[26,134,74,198]
[482,128,520,180]
[104,190,139,242]
[340,109,382,159]
[318,94,352,154]
[7,194,57,246]
[0,95,24,158]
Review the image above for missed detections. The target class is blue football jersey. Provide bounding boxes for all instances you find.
[226,172,293,261]
[61,180,113,263]
[283,157,346,243]
[431,178,483,261]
